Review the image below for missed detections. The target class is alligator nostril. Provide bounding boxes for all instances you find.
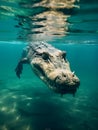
[63,74,66,77]
[72,71,75,77]
[72,74,75,77]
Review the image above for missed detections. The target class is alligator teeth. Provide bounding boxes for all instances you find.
[72,71,75,74]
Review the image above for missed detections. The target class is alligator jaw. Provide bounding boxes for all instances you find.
[47,70,80,95]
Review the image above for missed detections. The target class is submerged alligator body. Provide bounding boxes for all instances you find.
[15,42,80,95]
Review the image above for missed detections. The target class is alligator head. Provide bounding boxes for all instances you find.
[31,50,80,95]
[15,42,80,95]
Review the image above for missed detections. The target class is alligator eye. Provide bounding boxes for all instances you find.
[62,51,66,60]
[42,52,49,61]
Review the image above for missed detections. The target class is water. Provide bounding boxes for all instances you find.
[0,0,98,130]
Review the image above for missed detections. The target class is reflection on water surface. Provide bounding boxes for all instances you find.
[0,0,80,42]
[0,0,98,43]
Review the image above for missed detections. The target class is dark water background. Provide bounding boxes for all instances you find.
[0,0,98,130]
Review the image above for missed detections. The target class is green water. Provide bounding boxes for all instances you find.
[0,42,98,130]
[0,0,98,130]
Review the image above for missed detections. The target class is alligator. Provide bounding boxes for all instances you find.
[15,41,80,95]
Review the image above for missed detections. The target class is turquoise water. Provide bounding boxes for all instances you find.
[0,42,98,130]
[0,0,98,130]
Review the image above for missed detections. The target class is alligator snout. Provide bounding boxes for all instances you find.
[48,70,80,95]
[55,71,80,85]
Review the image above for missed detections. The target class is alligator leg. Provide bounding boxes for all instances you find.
[15,58,29,78]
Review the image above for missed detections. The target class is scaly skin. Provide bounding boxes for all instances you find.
[15,42,80,95]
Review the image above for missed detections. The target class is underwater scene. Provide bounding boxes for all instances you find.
[0,0,98,130]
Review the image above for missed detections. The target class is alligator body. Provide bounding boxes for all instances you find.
[15,42,80,95]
